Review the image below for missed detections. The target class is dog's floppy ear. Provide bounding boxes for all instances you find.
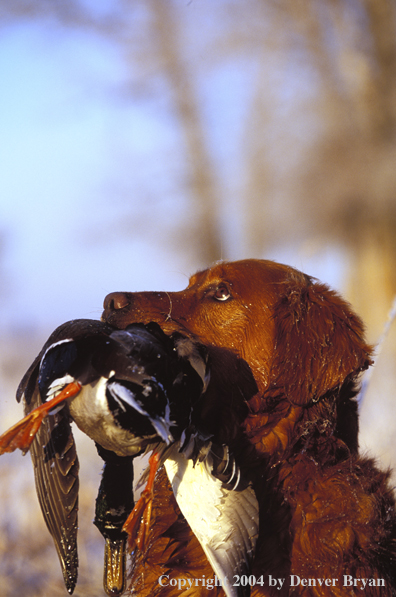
[271,278,373,408]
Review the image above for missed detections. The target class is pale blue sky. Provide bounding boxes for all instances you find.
[0,20,189,332]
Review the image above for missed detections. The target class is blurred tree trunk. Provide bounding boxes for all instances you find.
[338,0,396,343]
[345,216,396,345]
[149,0,223,266]
[241,80,272,256]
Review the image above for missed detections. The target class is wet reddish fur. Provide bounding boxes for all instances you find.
[102,259,396,596]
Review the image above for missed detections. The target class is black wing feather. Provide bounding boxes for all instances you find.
[26,382,79,594]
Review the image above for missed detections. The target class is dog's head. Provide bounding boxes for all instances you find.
[102,259,372,463]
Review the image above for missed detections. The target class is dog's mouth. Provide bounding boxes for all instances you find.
[101,290,180,332]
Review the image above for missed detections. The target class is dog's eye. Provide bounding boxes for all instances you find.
[213,284,231,302]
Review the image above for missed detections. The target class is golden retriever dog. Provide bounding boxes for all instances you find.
[102,259,396,596]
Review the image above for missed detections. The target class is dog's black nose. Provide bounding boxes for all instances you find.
[103,292,130,312]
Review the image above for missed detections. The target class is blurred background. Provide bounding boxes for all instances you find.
[0,0,396,595]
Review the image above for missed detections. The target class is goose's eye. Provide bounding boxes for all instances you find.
[213,284,231,302]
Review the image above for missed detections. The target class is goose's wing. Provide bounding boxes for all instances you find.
[18,360,79,595]
[164,451,259,597]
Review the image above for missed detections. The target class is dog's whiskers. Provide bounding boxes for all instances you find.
[164,291,173,321]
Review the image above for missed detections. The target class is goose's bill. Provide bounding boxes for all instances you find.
[103,538,127,597]
[165,452,259,597]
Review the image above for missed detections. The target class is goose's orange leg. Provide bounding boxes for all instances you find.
[0,382,82,455]
[122,450,160,551]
